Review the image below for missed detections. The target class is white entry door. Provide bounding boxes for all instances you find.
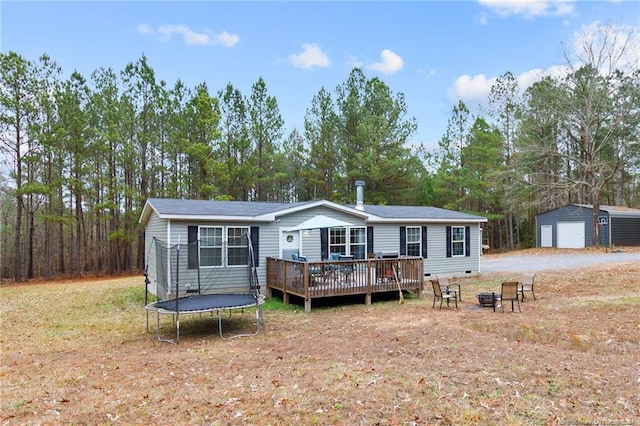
[557,222,585,248]
[540,225,552,247]
[281,229,301,260]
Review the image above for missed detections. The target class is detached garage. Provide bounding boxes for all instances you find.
[536,204,640,248]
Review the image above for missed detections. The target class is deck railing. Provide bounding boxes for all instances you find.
[266,256,424,312]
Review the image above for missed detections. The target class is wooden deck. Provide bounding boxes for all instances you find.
[266,256,424,312]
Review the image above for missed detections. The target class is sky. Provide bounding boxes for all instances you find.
[2,0,639,151]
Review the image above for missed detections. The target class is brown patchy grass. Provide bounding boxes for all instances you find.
[1,251,639,425]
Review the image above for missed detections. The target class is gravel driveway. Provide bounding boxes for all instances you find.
[480,251,640,274]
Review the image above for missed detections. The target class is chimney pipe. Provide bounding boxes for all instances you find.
[355,180,365,211]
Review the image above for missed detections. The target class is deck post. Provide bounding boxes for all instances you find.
[305,298,311,312]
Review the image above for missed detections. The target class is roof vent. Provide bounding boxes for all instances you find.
[355,180,365,211]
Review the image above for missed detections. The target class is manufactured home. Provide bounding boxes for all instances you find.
[139,183,487,309]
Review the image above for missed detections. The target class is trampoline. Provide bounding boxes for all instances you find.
[145,293,265,343]
[144,230,264,344]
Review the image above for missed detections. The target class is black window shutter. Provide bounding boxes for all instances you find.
[320,228,329,260]
[421,226,428,258]
[367,226,374,255]
[188,226,198,269]
[465,226,471,257]
[399,226,407,256]
[250,226,259,267]
[446,226,452,258]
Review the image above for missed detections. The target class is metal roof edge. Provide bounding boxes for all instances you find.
[365,218,487,224]
[158,214,268,222]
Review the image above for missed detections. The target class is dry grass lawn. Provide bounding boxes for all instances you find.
[1,249,639,425]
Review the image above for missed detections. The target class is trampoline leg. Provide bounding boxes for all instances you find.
[218,310,225,340]
[155,311,161,340]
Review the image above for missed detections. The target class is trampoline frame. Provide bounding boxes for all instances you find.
[145,293,265,343]
[144,230,263,344]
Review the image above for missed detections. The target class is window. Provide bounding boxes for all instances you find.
[406,226,421,256]
[350,227,366,259]
[329,228,347,256]
[198,226,249,267]
[200,227,223,267]
[451,226,465,256]
[227,227,249,266]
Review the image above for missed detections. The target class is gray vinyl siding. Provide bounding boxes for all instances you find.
[424,223,480,278]
[348,222,481,278]
[169,220,258,296]
[367,224,399,254]
[280,207,368,261]
[144,212,168,294]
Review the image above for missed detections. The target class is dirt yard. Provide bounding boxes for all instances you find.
[1,248,639,425]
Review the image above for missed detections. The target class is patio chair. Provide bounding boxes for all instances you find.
[496,281,521,313]
[431,279,457,310]
[338,255,355,281]
[518,273,536,301]
[436,275,462,301]
[292,254,322,284]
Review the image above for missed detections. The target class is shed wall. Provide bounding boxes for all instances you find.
[537,205,592,248]
[611,217,640,246]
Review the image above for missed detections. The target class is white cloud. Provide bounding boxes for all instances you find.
[448,66,570,106]
[288,44,331,69]
[367,49,404,75]
[477,0,576,18]
[138,23,239,47]
[476,12,489,25]
[449,74,496,104]
[217,30,240,48]
[137,23,153,35]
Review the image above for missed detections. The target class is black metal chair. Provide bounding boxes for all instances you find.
[431,279,457,310]
[436,275,462,301]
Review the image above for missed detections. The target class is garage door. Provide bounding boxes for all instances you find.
[557,222,585,248]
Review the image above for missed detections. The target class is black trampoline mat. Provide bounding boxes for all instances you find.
[153,293,258,313]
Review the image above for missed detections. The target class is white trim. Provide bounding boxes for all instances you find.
[451,225,466,257]
[259,200,371,221]
[166,220,172,296]
[364,218,486,224]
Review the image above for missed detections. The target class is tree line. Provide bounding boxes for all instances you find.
[1,23,638,282]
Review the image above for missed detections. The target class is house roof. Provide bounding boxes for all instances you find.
[347,204,486,223]
[140,198,306,224]
[140,198,487,225]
